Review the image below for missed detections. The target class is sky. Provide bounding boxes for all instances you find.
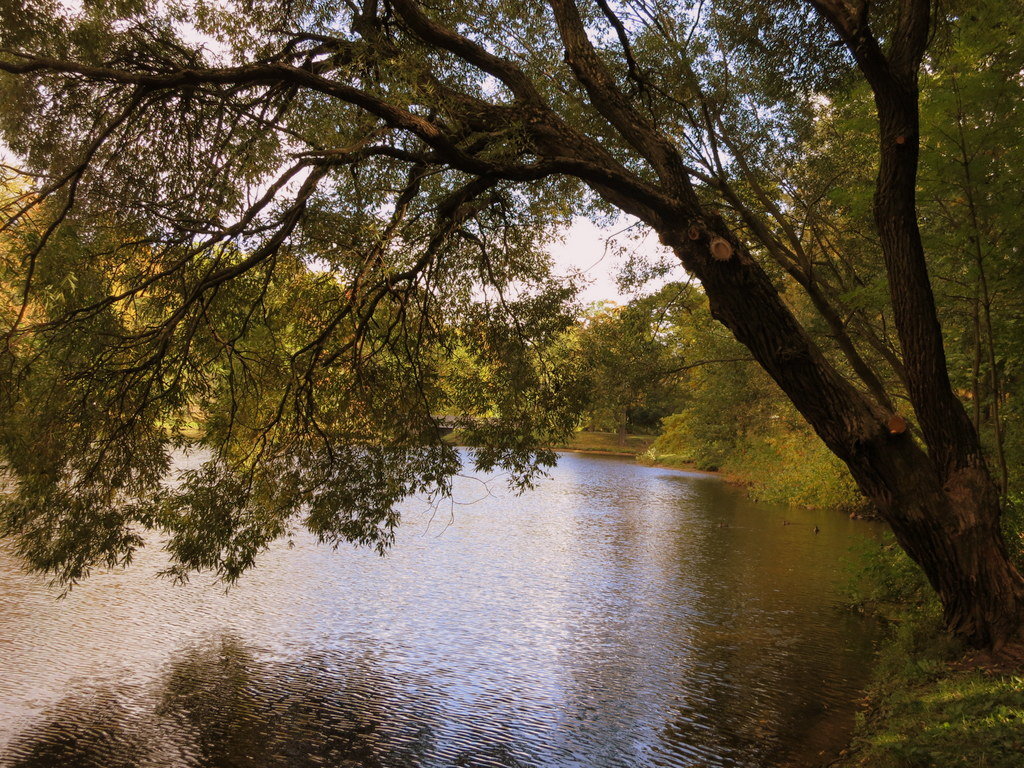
[547,216,682,306]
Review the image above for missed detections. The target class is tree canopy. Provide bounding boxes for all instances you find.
[2,0,1024,649]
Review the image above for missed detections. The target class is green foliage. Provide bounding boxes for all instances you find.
[1001,494,1024,570]
[548,430,654,456]
[650,410,737,471]
[642,281,864,510]
[915,0,1024,493]
[0,163,587,586]
[845,534,950,690]
[572,298,686,437]
[719,426,864,511]
[652,407,864,511]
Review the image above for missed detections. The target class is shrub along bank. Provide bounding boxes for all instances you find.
[645,406,867,515]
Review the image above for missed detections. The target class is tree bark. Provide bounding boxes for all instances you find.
[854,440,1024,648]
[617,412,628,448]
[972,285,983,432]
[655,220,1024,650]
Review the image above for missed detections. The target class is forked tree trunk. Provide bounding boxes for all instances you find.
[652,222,1024,650]
[772,0,1024,649]
[543,0,1021,646]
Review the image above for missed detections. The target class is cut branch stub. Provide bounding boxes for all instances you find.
[888,414,908,435]
[687,224,701,240]
[709,236,734,261]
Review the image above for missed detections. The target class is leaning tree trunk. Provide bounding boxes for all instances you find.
[549,0,1024,643]
[652,219,1024,650]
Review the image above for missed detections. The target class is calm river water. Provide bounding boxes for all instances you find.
[0,451,881,768]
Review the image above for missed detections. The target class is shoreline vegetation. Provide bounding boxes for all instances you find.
[556,431,1024,767]
[546,431,656,457]
[834,511,1024,768]
[547,432,735,482]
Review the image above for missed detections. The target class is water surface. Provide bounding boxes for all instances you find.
[0,451,880,767]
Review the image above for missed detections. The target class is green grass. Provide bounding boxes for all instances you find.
[445,429,655,456]
[842,662,1024,767]
[839,514,1024,768]
[548,431,655,456]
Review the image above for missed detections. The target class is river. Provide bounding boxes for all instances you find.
[0,451,881,768]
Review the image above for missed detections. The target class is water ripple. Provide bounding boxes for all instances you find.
[0,452,881,767]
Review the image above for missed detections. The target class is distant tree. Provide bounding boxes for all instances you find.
[2,0,1023,648]
[574,297,685,443]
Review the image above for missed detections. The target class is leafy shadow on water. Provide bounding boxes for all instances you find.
[1,691,150,768]
[3,635,531,768]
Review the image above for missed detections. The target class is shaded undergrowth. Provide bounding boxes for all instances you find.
[836,498,1024,767]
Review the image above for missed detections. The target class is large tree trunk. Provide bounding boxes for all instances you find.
[555,0,1024,646]
[652,221,1024,650]
[848,432,1024,649]
[893,490,1024,649]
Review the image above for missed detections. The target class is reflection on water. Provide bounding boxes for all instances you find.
[0,452,881,767]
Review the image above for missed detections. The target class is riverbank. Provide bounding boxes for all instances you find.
[641,434,1024,767]
[833,520,1024,768]
[833,612,1024,767]
[545,430,655,456]
[545,431,728,476]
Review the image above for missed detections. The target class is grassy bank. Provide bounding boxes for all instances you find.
[546,430,655,456]
[840,652,1024,767]
[836,606,1024,767]
[647,413,868,514]
[836,509,1024,768]
[444,429,656,458]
